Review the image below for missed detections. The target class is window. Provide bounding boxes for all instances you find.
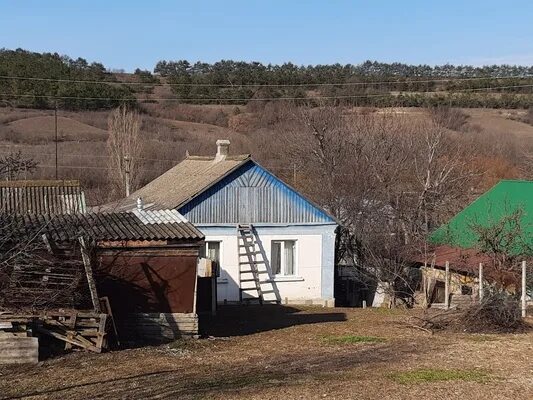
[201,241,221,276]
[271,240,296,276]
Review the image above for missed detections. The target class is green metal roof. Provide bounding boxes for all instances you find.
[430,180,533,249]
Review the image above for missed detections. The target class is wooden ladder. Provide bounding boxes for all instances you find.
[237,224,264,305]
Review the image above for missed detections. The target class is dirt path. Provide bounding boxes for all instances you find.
[0,307,531,399]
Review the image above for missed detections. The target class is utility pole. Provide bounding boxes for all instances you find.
[54,101,58,180]
[124,155,131,197]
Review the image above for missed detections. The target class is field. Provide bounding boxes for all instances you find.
[0,306,531,400]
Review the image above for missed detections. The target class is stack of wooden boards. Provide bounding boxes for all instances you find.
[0,310,111,364]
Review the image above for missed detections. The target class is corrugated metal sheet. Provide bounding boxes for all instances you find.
[0,180,86,214]
[179,162,334,224]
[5,211,203,242]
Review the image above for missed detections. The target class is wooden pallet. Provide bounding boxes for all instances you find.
[0,310,110,353]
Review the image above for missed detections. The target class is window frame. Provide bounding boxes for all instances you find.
[270,239,297,277]
[202,240,222,277]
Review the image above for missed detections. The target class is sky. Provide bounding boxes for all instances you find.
[1,0,533,72]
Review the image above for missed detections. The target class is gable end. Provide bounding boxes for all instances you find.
[178,161,335,224]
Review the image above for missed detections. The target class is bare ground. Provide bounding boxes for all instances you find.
[0,306,531,400]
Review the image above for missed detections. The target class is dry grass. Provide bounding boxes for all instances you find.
[0,306,531,400]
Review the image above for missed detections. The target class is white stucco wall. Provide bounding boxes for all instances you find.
[197,224,336,306]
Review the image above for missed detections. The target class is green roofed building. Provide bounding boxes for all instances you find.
[418,180,532,308]
[430,180,533,251]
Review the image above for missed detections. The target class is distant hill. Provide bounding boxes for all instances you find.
[1,49,533,110]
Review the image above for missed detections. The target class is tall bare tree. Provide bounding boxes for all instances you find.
[274,106,481,306]
[107,105,143,197]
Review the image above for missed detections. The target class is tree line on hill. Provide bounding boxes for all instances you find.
[155,60,533,108]
[0,48,135,110]
[0,48,532,110]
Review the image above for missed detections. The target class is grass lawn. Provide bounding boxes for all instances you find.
[0,306,531,400]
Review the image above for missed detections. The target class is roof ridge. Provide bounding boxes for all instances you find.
[186,154,251,161]
[497,179,533,184]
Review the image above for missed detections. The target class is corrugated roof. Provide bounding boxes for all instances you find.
[6,210,203,242]
[106,155,250,211]
[418,245,519,286]
[0,180,86,214]
[430,180,533,250]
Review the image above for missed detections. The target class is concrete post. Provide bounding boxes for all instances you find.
[444,261,450,309]
[522,261,527,318]
[478,263,484,303]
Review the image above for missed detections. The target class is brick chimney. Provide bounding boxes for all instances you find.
[214,139,230,162]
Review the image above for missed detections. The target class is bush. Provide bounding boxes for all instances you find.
[414,293,528,333]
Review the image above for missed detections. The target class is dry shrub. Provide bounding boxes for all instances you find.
[144,103,230,127]
[413,293,528,333]
[227,112,258,132]
[429,106,469,131]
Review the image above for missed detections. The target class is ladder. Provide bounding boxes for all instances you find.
[237,224,264,304]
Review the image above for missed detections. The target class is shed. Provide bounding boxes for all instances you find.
[2,208,204,342]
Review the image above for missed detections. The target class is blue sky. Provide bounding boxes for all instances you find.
[1,0,532,71]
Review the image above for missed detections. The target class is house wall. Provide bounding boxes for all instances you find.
[198,224,336,307]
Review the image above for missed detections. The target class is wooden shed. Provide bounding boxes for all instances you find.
[2,208,204,345]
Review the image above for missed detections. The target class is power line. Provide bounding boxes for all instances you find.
[1,84,533,103]
[1,74,532,88]
[0,149,179,163]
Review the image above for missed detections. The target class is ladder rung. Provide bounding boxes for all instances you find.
[239,260,265,265]
[240,270,268,274]
[238,243,256,247]
[239,251,261,256]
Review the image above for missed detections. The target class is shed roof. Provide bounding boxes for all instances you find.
[430,180,533,250]
[0,180,86,214]
[7,209,203,242]
[107,154,250,211]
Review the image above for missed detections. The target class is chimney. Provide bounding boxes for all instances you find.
[136,197,144,211]
[214,139,230,162]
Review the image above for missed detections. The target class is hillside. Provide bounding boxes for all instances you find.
[1,104,532,206]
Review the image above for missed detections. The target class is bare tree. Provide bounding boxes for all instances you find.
[107,105,143,197]
[0,151,37,180]
[275,106,481,306]
[468,206,533,290]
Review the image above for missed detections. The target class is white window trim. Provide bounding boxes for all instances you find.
[271,239,298,277]
[270,275,304,283]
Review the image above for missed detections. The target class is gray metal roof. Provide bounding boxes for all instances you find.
[7,210,203,242]
[106,155,250,211]
[0,180,86,214]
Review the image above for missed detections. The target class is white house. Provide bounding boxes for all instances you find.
[114,140,338,307]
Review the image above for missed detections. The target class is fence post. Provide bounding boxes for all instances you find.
[444,261,450,309]
[522,260,527,318]
[478,263,484,303]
